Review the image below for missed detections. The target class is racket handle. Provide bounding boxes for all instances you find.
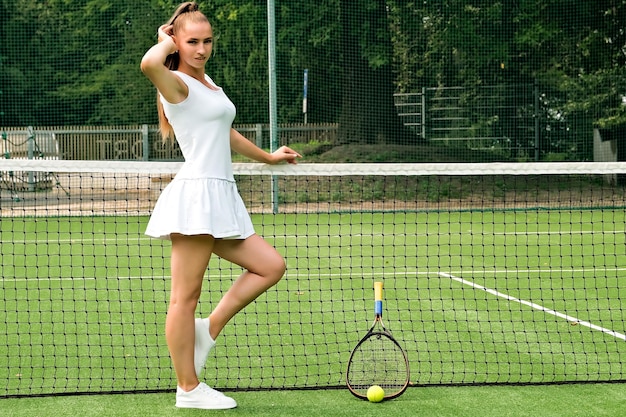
[374,281,383,315]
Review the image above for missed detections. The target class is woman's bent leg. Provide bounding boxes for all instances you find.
[208,234,286,338]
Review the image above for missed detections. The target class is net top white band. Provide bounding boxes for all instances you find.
[2,159,626,176]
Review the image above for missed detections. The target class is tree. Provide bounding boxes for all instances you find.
[3,0,626,159]
[335,0,416,144]
[0,0,164,125]
[201,1,270,123]
[276,1,343,124]
[1,0,66,125]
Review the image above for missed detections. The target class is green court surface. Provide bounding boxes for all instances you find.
[2,382,626,417]
[1,209,625,397]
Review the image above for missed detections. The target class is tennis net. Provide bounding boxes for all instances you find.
[1,160,626,397]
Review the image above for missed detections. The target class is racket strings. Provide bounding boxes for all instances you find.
[347,333,408,394]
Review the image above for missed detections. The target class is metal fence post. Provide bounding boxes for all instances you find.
[255,123,263,148]
[421,87,427,140]
[142,124,150,161]
[534,84,540,162]
[27,126,35,191]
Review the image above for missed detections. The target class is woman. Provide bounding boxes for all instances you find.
[140,2,301,410]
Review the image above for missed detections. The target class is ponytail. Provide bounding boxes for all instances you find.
[157,2,206,141]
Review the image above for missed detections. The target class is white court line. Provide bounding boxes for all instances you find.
[6,228,626,244]
[4,267,626,282]
[438,272,626,341]
[5,237,154,244]
[492,230,626,236]
[0,275,171,282]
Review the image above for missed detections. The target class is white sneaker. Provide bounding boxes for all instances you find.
[175,382,237,409]
[194,318,216,376]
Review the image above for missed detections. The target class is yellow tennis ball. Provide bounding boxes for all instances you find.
[367,385,385,403]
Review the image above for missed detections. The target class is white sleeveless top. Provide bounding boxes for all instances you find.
[145,71,255,240]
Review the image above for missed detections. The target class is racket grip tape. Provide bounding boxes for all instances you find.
[374,281,383,301]
[374,281,383,315]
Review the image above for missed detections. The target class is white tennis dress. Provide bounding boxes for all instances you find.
[145,71,255,240]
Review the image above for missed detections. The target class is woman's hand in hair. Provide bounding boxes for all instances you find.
[157,25,176,51]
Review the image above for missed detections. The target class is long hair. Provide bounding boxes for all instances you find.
[157,2,210,141]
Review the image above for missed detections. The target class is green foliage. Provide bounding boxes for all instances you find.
[1,0,625,147]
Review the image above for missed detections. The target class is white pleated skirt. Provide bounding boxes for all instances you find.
[145,177,255,240]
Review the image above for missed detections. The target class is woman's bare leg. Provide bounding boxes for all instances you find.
[167,233,214,391]
[207,234,285,339]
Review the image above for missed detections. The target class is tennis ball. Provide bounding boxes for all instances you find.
[367,385,385,403]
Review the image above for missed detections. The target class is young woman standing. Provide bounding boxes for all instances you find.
[141,2,301,410]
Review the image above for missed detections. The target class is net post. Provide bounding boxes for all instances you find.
[267,0,279,214]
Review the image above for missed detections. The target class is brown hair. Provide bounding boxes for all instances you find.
[158,2,210,140]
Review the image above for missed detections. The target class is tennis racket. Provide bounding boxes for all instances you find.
[346,281,410,400]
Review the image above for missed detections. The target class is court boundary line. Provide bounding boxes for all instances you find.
[439,271,626,341]
[6,226,626,245]
[4,267,626,282]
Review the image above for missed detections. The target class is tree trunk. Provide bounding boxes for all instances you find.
[337,0,419,145]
